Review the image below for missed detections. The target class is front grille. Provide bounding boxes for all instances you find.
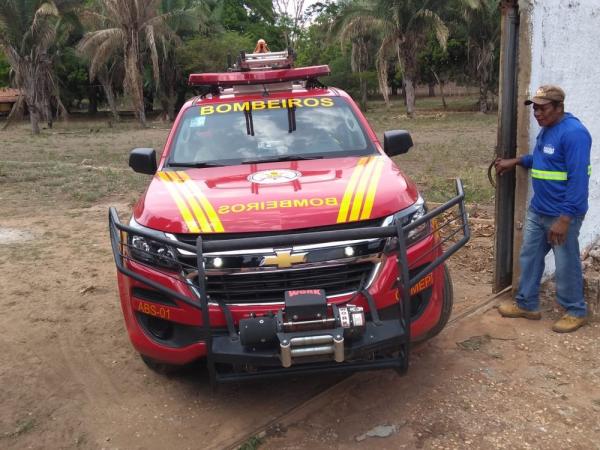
[206,262,374,304]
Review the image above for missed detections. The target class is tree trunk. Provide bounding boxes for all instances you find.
[159,54,179,122]
[479,80,489,113]
[88,84,98,115]
[28,103,41,134]
[44,99,53,128]
[440,81,447,110]
[359,75,368,111]
[477,44,493,114]
[21,63,42,134]
[428,82,435,97]
[400,42,419,118]
[98,72,119,121]
[124,33,146,127]
[400,83,407,106]
[404,77,416,118]
[167,86,177,121]
[144,88,154,114]
[432,71,447,110]
[175,88,187,114]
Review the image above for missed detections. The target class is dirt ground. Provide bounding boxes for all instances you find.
[1,105,597,449]
[261,304,600,450]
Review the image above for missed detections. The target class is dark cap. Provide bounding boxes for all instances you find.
[524,85,565,105]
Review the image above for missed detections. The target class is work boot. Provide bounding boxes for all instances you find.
[552,314,587,333]
[497,301,542,320]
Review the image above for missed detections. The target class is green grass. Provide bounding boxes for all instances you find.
[364,96,497,204]
[1,418,36,439]
[0,96,497,209]
[0,118,167,208]
[238,435,264,450]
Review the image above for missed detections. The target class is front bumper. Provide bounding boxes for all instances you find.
[110,179,469,384]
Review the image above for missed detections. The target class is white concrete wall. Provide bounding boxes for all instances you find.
[526,0,600,273]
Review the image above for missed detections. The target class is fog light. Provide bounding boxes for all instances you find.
[213,257,223,268]
[344,246,355,257]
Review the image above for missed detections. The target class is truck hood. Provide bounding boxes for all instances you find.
[134,156,419,234]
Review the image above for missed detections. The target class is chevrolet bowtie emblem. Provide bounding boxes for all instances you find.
[262,250,307,268]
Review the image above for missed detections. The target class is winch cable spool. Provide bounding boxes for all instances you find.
[238,288,367,369]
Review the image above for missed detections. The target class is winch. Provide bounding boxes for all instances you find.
[238,289,366,367]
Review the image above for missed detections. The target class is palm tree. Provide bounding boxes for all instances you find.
[156,0,204,121]
[77,4,124,121]
[336,0,448,118]
[461,0,500,113]
[333,2,379,111]
[78,0,186,126]
[0,0,78,134]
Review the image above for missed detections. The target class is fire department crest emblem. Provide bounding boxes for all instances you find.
[247,169,302,184]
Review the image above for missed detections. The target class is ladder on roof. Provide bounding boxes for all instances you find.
[235,48,296,71]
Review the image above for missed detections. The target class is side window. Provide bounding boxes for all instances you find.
[340,106,367,150]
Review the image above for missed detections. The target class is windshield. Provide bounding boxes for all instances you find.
[168,96,375,166]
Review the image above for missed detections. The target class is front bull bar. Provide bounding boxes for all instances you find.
[109,178,470,386]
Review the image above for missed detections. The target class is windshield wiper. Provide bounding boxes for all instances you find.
[168,161,227,168]
[287,103,296,133]
[244,103,254,136]
[240,155,323,165]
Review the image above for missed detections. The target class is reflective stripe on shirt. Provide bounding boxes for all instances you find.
[531,165,592,180]
[531,169,567,180]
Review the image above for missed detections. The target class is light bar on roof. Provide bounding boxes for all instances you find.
[188,65,330,87]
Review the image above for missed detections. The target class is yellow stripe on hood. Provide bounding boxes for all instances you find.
[337,157,369,223]
[349,156,378,221]
[157,172,201,233]
[165,171,213,232]
[360,158,385,220]
[175,171,225,232]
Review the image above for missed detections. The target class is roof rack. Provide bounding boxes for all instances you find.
[235,48,296,71]
[188,41,329,95]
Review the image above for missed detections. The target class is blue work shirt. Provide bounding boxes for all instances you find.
[521,113,592,218]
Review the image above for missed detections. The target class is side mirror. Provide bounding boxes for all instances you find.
[129,148,157,175]
[383,130,413,157]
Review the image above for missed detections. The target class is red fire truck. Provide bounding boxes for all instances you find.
[109,48,469,385]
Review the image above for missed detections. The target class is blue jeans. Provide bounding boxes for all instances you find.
[516,209,586,317]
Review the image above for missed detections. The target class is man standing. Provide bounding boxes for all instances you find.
[495,85,592,333]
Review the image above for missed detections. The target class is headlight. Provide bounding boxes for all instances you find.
[127,219,180,271]
[382,195,430,248]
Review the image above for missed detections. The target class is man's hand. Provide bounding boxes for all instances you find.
[495,157,520,176]
[548,216,571,246]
